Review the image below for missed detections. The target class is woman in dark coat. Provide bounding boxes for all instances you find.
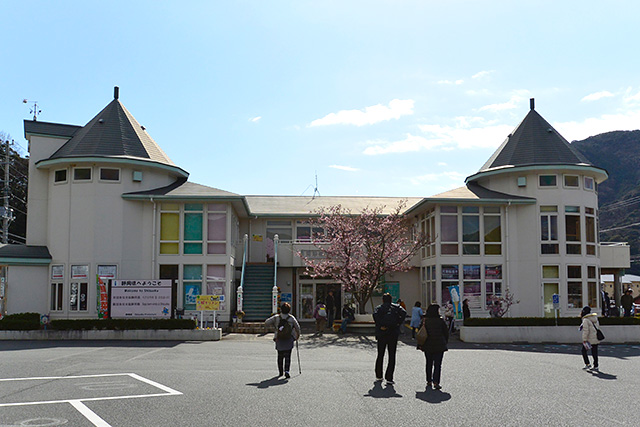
[419,304,449,390]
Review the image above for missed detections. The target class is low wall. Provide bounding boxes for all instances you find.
[0,328,222,341]
[460,325,640,344]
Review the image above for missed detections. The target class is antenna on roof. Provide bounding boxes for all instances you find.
[312,171,321,200]
[22,99,42,121]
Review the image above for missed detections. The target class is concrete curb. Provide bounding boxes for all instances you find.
[460,325,640,344]
[0,328,222,341]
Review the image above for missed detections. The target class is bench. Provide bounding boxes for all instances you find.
[332,314,375,332]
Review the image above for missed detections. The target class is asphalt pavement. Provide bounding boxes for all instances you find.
[1,330,638,426]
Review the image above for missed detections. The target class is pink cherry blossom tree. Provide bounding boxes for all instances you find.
[299,201,429,313]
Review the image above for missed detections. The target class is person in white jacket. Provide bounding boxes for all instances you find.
[580,306,600,371]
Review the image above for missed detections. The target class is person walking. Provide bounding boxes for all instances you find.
[621,289,634,317]
[326,290,335,330]
[264,302,301,379]
[419,304,449,390]
[580,306,600,371]
[409,301,423,339]
[373,293,407,384]
[313,300,327,334]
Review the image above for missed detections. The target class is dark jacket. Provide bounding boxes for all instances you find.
[373,302,407,338]
[421,316,449,354]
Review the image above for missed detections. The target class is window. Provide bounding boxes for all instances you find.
[584,176,594,190]
[184,204,203,255]
[585,208,596,256]
[160,203,180,254]
[99,168,120,181]
[50,283,63,311]
[565,206,581,255]
[567,265,582,309]
[588,266,598,307]
[441,265,459,304]
[183,265,202,311]
[206,265,226,311]
[207,204,227,254]
[440,208,458,255]
[296,221,324,242]
[539,175,557,187]
[54,169,67,183]
[462,207,480,255]
[69,282,88,311]
[484,207,501,255]
[485,265,502,309]
[73,167,92,181]
[540,206,559,254]
[463,265,481,309]
[564,175,579,188]
[266,220,292,242]
[542,265,559,279]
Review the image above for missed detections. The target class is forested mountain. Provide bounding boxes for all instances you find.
[572,130,640,274]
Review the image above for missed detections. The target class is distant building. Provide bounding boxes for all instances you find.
[0,90,630,323]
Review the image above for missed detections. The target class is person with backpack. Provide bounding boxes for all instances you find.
[418,304,449,390]
[313,300,328,334]
[372,293,407,384]
[265,302,301,379]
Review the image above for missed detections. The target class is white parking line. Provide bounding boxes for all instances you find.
[0,373,182,426]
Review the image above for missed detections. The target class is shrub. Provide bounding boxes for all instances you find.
[0,312,41,330]
[49,318,197,331]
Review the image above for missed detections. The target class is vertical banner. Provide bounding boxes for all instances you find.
[448,285,462,319]
[97,276,109,318]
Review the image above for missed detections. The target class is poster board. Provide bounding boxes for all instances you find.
[110,279,172,319]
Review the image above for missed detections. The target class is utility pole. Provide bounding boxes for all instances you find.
[2,139,11,244]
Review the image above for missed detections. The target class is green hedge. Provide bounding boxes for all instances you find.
[49,318,197,331]
[0,312,41,330]
[464,317,640,327]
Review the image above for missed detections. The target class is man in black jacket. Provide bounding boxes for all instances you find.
[373,293,407,384]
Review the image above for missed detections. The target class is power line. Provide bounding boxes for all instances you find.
[600,195,640,212]
[600,221,640,233]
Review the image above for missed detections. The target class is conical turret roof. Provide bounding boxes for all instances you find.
[47,87,177,169]
[478,99,592,173]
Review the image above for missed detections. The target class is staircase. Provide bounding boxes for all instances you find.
[242,263,275,321]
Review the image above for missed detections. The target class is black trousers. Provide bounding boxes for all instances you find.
[278,349,292,375]
[375,334,398,381]
[425,352,444,384]
[581,343,599,367]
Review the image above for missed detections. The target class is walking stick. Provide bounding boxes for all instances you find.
[296,339,301,374]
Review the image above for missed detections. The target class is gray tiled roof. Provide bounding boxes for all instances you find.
[48,97,176,167]
[244,196,423,216]
[24,120,81,138]
[478,105,592,173]
[123,179,240,198]
[0,244,51,260]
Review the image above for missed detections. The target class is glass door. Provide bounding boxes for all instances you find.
[543,283,559,318]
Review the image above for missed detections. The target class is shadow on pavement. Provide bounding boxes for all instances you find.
[246,376,290,389]
[415,388,452,403]
[300,333,377,350]
[588,370,617,380]
[363,381,402,398]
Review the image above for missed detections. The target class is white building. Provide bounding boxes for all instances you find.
[0,90,629,323]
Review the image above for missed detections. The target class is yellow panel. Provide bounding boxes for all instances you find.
[161,213,179,240]
[162,203,180,211]
[160,242,179,254]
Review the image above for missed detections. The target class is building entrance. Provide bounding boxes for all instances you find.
[299,282,341,321]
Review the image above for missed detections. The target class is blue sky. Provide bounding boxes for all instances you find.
[2,1,640,197]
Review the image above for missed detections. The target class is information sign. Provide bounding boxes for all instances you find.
[110,279,172,319]
[196,295,220,311]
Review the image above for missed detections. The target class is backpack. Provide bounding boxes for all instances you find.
[277,316,293,340]
[379,304,400,331]
[317,305,327,318]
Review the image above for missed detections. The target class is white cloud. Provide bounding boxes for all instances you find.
[310,99,414,127]
[363,133,446,155]
[438,79,464,85]
[581,91,614,102]
[478,95,525,113]
[329,165,360,172]
[409,171,466,186]
[472,70,494,80]
[249,116,261,122]
[437,162,448,166]
[555,110,640,141]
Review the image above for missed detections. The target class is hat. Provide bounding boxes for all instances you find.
[581,306,591,317]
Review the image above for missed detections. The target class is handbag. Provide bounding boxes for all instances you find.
[416,323,428,346]
[594,324,605,341]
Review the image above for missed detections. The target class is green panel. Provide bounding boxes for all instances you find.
[160,213,179,240]
[184,213,203,241]
[183,265,202,280]
[184,242,202,254]
[185,203,203,211]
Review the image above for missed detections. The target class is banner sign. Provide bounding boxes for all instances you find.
[110,279,172,318]
[196,295,220,311]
